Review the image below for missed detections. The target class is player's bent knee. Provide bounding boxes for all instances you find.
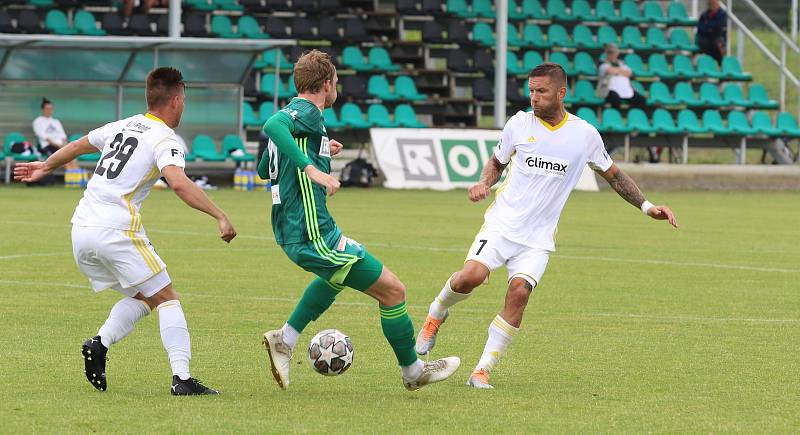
[506,279,533,308]
[142,283,178,308]
[458,266,488,290]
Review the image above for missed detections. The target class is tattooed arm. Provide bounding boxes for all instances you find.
[598,163,679,228]
[468,156,507,202]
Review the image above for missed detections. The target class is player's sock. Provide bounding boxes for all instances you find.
[379,302,419,370]
[475,315,518,373]
[281,323,300,349]
[97,297,151,348]
[428,275,471,320]
[286,278,340,341]
[157,300,192,381]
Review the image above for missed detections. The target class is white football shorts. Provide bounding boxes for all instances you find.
[71,225,170,298]
[464,229,550,288]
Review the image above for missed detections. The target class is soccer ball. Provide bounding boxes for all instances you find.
[307,329,354,376]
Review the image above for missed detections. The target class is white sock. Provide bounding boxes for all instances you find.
[428,276,471,320]
[401,359,424,380]
[157,300,191,380]
[475,315,518,374]
[281,322,300,349]
[97,297,151,348]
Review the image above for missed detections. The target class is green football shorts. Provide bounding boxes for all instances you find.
[281,229,384,291]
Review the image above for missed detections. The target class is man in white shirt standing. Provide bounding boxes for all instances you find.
[32,98,79,170]
[597,43,646,109]
[414,63,678,389]
[15,67,237,395]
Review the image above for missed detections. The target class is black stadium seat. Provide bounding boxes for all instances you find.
[446,21,471,45]
[318,0,340,12]
[397,0,422,14]
[447,50,475,73]
[340,75,369,100]
[264,17,289,38]
[55,0,80,7]
[292,0,315,12]
[102,13,131,36]
[129,14,157,36]
[265,0,292,11]
[290,17,315,40]
[156,14,169,36]
[422,21,447,43]
[343,18,370,42]
[0,10,18,33]
[474,49,494,74]
[182,13,208,37]
[18,10,45,34]
[422,0,445,15]
[473,78,493,101]
[240,0,269,12]
[317,18,342,42]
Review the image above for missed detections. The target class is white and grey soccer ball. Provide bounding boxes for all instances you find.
[308,329,354,376]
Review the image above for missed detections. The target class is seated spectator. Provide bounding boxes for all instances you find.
[696,0,727,64]
[597,43,646,109]
[32,98,78,169]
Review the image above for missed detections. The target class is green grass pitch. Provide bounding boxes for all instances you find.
[1,186,798,432]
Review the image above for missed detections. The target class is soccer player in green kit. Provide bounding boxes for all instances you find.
[258,50,460,391]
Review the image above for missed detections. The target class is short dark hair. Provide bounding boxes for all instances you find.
[146,67,185,108]
[528,62,567,87]
[40,98,52,109]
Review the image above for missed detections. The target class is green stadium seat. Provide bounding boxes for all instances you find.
[368,75,400,100]
[777,112,800,136]
[625,53,652,78]
[367,47,401,72]
[627,108,655,134]
[597,25,619,47]
[507,24,525,47]
[395,104,426,128]
[238,15,268,39]
[548,52,572,75]
[367,104,398,127]
[253,48,290,70]
[751,111,781,136]
[652,108,682,134]
[648,82,677,105]
[213,0,244,11]
[677,109,708,134]
[571,0,594,21]
[343,46,373,72]
[696,54,724,79]
[573,52,596,76]
[699,83,725,106]
[287,73,297,96]
[447,0,472,18]
[185,0,215,11]
[674,82,701,106]
[631,81,646,96]
[646,28,673,51]
[523,51,545,71]
[210,15,240,38]
[323,107,347,129]
[260,73,291,98]
[668,1,697,25]
[747,84,779,109]
[520,0,547,19]
[619,0,645,23]
[242,102,260,127]
[596,0,624,24]
[29,0,54,6]
[601,108,630,133]
[722,83,750,107]
[472,0,495,18]
[258,101,275,125]
[648,54,677,79]
[509,0,526,20]
[4,132,38,162]
[727,111,757,135]
[472,22,495,46]
[340,103,371,129]
[69,133,101,161]
[673,54,700,79]
[621,26,647,50]
[721,56,753,81]
[643,1,669,24]
[395,76,427,101]
[576,107,602,130]
[547,24,573,48]
[222,135,255,162]
[573,25,600,50]
[702,110,733,135]
[669,29,696,52]
[571,80,603,105]
[192,135,226,162]
[507,51,527,75]
[522,24,550,49]
[74,11,106,36]
[546,0,574,21]
[45,10,77,35]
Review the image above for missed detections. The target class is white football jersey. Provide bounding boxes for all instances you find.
[483,110,613,251]
[71,113,186,231]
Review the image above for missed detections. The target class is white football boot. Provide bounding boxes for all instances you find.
[263,330,292,390]
[403,356,461,391]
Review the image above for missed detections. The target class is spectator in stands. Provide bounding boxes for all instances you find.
[696,0,727,64]
[33,98,78,169]
[597,43,646,109]
[122,0,168,17]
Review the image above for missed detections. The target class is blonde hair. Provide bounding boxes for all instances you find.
[293,50,336,94]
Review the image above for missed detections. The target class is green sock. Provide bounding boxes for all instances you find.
[287,278,341,333]
[379,302,418,367]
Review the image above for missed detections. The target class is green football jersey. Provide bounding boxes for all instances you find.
[263,98,338,245]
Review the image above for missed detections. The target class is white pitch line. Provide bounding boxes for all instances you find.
[0,252,65,261]
[0,279,86,289]
[585,312,800,324]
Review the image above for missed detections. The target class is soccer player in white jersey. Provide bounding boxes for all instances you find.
[415,63,679,389]
[14,67,237,395]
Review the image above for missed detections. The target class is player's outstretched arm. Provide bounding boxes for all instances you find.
[161,165,237,243]
[597,163,678,228]
[13,135,96,183]
[468,156,506,202]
